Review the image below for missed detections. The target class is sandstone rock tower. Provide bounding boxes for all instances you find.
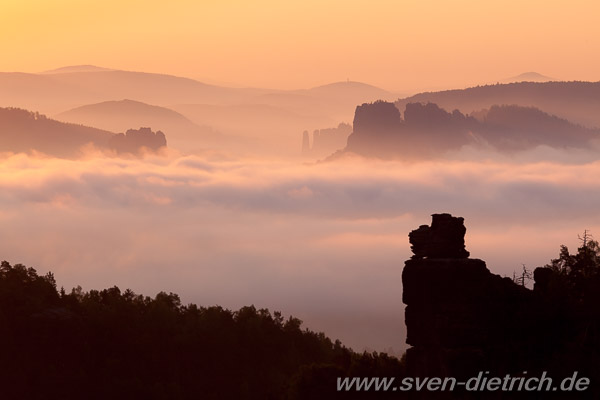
[402,213,530,378]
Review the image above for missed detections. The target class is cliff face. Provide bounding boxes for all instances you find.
[343,100,600,159]
[346,101,403,157]
[402,214,600,392]
[345,102,478,158]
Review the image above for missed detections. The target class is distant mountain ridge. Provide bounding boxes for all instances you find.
[42,65,115,74]
[305,80,394,99]
[0,65,398,117]
[0,68,267,115]
[501,71,555,83]
[396,81,600,129]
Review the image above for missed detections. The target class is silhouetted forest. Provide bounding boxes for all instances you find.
[395,81,600,129]
[343,101,599,158]
[0,261,403,399]
[0,107,166,157]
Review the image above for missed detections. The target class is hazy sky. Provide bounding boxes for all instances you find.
[2,0,599,90]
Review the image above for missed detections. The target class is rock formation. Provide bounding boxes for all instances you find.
[342,100,600,159]
[301,130,310,155]
[402,214,531,379]
[108,127,167,154]
[301,123,352,158]
[408,213,469,259]
[345,101,403,158]
[402,214,600,395]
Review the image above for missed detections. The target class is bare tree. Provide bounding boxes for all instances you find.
[513,264,533,288]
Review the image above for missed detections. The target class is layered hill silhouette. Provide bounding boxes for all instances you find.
[0,108,166,157]
[0,66,406,155]
[0,65,398,118]
[342,101,600,159]
[9,65,600,157]
[0,68,267,115]
[55,99,224,151]
[396,81,600,129]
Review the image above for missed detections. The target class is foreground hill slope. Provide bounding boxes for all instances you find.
[0,261,403,399]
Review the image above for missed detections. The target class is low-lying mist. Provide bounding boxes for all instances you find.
[1,148,599,355]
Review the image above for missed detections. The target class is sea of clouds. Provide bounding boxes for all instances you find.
[1,148,599,355]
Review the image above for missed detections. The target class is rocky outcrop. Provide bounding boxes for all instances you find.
[108,127,167,154]
[301,130,310,155]
[345,101,477,158]
[402,214,531,378]
[409,213,469,259]
[342,100,600,159]
[352,100,402,135]
[345,101,403,157]
[402,214,600,396]
[302,123,352,158]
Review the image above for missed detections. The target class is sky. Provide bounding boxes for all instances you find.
[1,0,599,91]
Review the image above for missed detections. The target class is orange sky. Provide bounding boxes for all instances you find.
[1,0,599,90]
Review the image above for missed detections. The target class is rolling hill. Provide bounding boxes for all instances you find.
[55,99,260,154]
[500,71,556,83]
[0,67,269,115]
[56,99,221,150]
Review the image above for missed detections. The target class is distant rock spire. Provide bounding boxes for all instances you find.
[301,130,310,155]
